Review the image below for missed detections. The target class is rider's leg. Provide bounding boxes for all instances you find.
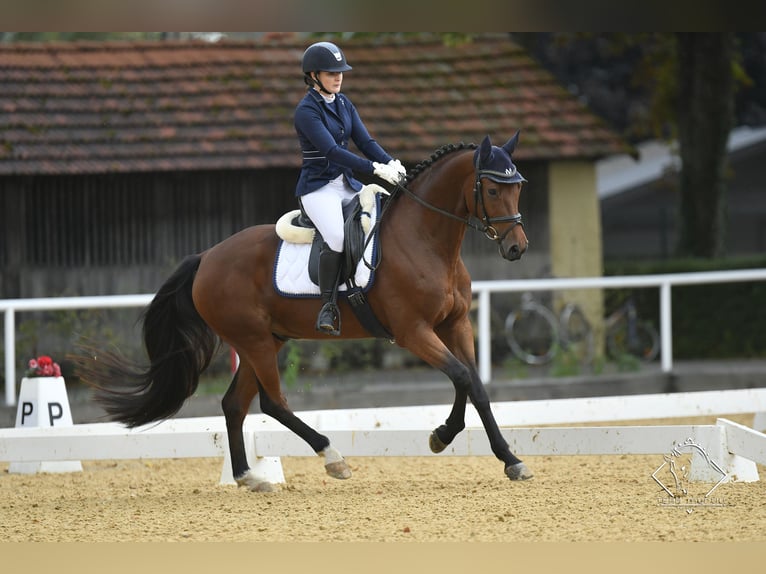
[300,177,355,335]
[316,243,343,333]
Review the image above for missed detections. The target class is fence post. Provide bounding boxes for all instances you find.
[478,288,491,383]
[659,281,673,373]
[4,309,16,407]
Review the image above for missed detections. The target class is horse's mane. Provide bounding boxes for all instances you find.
[406,142,477,184]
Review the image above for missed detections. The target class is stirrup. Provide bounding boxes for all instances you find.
[316,302,341,336]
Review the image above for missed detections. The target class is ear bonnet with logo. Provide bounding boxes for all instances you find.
[473,131,527,184]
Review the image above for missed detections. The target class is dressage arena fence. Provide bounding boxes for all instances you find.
[1,388,765,486]
[4,268,766,407]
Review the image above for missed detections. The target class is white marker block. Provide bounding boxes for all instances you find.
[220,431,285,486]
[8,377,83,474]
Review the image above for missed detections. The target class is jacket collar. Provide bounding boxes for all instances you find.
[307,88,343,119]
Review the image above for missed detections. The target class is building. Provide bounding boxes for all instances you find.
[0,33,628,302]
[599,125,766,260]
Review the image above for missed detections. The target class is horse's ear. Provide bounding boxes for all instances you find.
[502,130,521,155]
[478,135,493,164]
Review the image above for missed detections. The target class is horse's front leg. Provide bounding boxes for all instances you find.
[428,375,468,454]
[460,360,533,480]
[428,320,474,452]
[405,325,533,481]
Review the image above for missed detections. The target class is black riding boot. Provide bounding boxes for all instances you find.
[316,246,343,335]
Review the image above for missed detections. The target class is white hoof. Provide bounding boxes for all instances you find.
[321,445,352,479]
[325,460,352,480]
[505,462,534,481]
[236,471,280,492]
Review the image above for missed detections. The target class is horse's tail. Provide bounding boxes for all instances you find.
[78,254,219,427]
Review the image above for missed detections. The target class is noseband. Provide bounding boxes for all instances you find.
[472,169,524,242]
[394,168,524,246]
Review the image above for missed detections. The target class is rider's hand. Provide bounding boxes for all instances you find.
[373,161,405,186]
[388,159,407,179]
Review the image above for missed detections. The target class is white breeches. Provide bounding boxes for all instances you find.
[300,175,357,253]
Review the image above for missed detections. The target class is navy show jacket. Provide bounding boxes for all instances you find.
[294,88,392,197]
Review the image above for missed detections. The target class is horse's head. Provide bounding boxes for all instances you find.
[472,132,529,261]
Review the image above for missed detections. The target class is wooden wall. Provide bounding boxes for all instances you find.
[2,162,554,300]
[1,168,298,298]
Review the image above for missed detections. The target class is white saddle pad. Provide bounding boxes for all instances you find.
[273,184,386,297]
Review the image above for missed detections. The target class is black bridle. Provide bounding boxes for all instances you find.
[393,167,524,244]
[362,168,525,272]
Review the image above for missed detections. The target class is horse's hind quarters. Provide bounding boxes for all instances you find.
[505,462,534,481]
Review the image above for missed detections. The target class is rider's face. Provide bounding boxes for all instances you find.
[315,71,343,94]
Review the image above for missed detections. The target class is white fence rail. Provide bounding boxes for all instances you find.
[1,390,765,484]
[473,268,766,381]
[3,268,766,406]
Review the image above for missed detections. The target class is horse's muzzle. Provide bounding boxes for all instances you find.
[499,239,527,261]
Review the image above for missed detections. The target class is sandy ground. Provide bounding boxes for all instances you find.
[1,415,765,543]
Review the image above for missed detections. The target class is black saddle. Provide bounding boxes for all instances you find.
[291,193,392,339]
[294,195,368,287]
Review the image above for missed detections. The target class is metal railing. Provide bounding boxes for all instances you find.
[3,268,766,406]
[473,268,766,381]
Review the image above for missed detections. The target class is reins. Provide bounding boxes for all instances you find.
[360,151,525,270]
[393,166,524,242]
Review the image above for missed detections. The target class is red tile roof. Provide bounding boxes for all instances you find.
[0,33,630,175]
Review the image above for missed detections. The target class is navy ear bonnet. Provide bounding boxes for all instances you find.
[473,132,527,184]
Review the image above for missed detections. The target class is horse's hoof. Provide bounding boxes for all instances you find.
[236,473,280,492]
[429,431,447,453]
[325,460,352,479]
[505,462,534,481]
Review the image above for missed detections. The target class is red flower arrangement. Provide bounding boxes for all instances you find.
[25,355,62,378]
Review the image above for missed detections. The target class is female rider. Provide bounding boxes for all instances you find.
[294,41,406,334]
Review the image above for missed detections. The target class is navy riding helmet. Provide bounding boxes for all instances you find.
[301,42,353,74]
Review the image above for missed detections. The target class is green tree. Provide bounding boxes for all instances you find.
[675,33,736,258]
[515,32,747,259]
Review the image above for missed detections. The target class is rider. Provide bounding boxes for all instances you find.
[294,41,406,335]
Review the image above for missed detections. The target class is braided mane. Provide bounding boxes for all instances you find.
[406,142,477,184]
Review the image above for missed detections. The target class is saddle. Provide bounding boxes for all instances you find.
[274,184,392,339]
[275,184,386,288]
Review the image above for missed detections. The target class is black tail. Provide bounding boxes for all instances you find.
[75,254,219,427]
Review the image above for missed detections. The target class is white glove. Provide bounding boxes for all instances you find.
[373,161,405,185]
[388,159,407,178]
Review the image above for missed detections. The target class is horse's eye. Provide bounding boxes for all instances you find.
[487,186,498,197]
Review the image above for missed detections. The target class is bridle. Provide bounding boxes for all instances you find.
[362,165,525,271]
[393,165,524,245]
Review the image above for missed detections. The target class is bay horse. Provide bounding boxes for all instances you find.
[78,132,533,492]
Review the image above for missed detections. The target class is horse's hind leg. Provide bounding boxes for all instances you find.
[242,337,352,483]
[256,377,351,480]
[221,362,278,492]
